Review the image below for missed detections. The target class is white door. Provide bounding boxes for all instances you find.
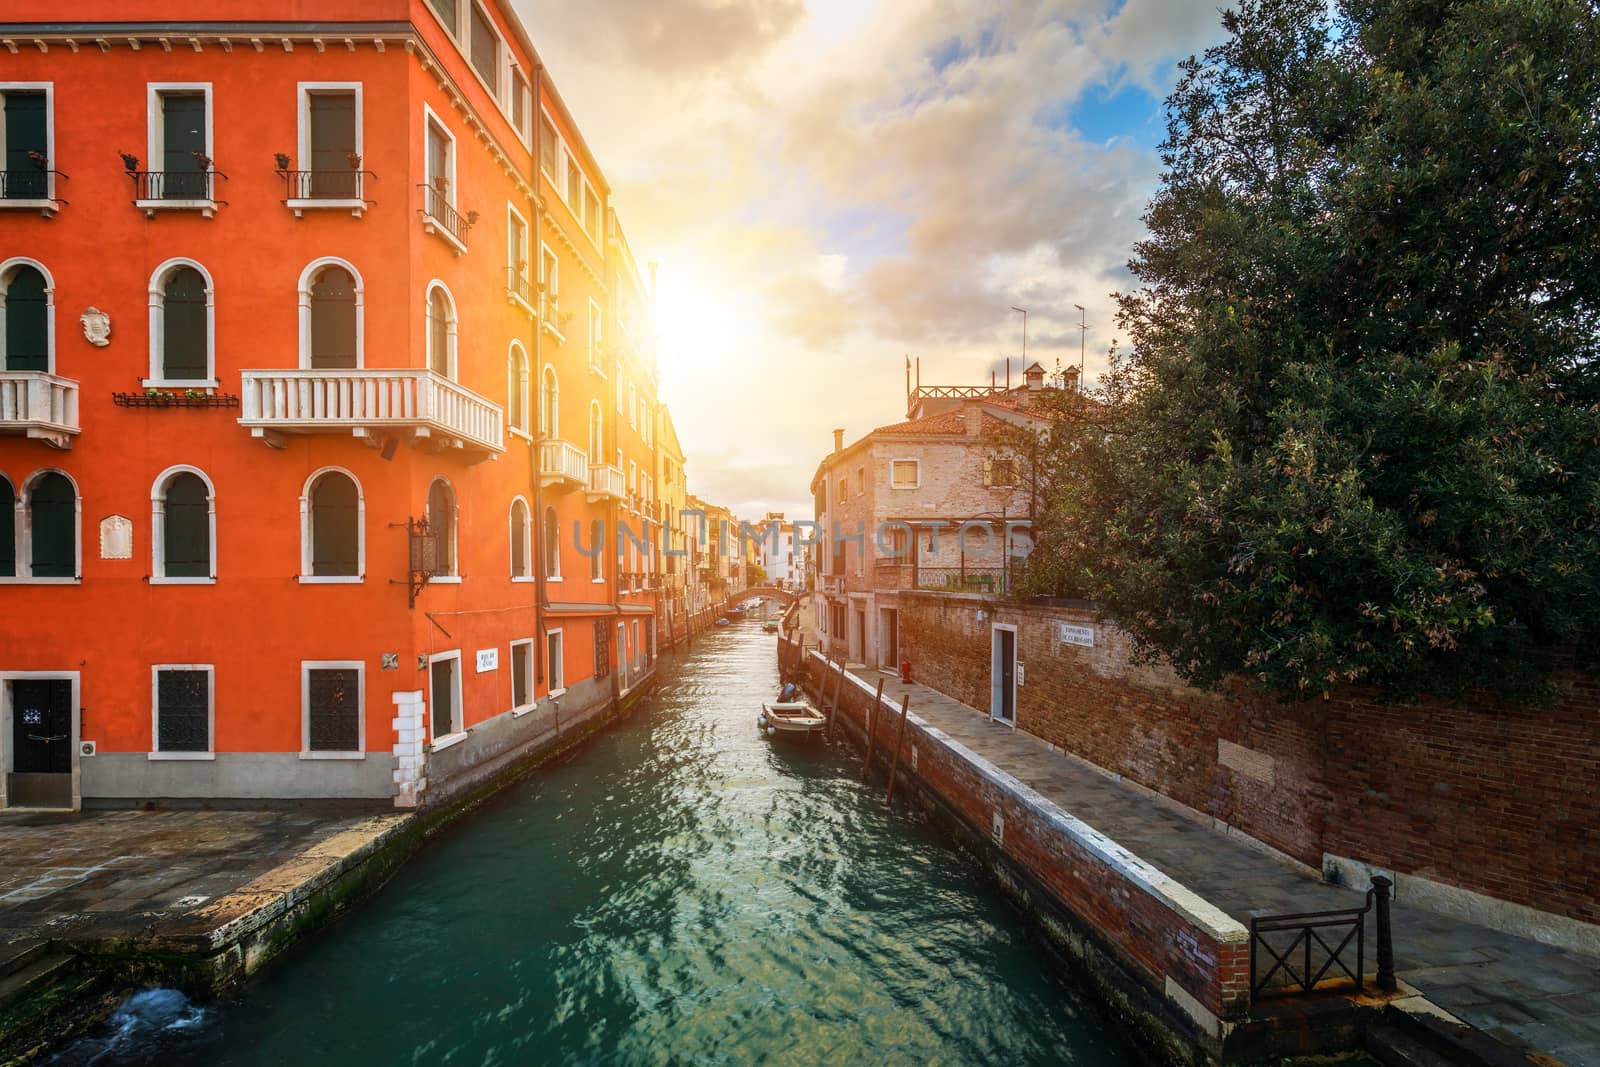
[990,625,1017,725]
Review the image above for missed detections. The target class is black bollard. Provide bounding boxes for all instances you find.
[1372,875,1396,992]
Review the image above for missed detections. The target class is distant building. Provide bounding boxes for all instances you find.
[809,367,1056,668]
[757,513,807,592]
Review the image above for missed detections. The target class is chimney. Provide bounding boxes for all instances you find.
[832,428,845,453]
[962,398,984,437]
[1024,362,1046,391]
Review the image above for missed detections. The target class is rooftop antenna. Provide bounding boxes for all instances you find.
[1010,305,1028,368]
[1073,304,1088,392]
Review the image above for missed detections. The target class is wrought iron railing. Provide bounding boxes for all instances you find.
[282,168,374,200]
[2,169,66,199]
[1250,876,1395,999]
[418,183,470,245]
[507,267,534,306]
[130,169,224,200]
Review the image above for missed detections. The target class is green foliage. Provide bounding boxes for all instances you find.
[1025,0,1600,703]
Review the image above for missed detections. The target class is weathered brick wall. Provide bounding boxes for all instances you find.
[801,651,1249,1029]
[898,593,1600,926]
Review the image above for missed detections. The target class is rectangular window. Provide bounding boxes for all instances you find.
[148,85,212,200]
[588,299,603,369]
[3,88,50,200]
[629,384,638,429]
[510,638,533,711]
[426,0,458,33]
[540,243,559,318]
[426,115,454,206]
[567,159,582,218]
[539,114,558,178]
[429,652,462,740]
[304,662,362,754]
[891,460,919,489]
[301,87,359,199]
[837,476,847,503]
[856,467,865,495]
[547,629,565,692]
[584,186,601,244]
[469,4,500,94]
[153,666,212,754]
[986,457,1018,487]
[511,71,530,138]
[508,206,529,288]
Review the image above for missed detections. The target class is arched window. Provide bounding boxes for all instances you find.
[507,343,529,434]
[152,467,215,581]
[540,365,558,439]
[149,259,213,384]
[428,478,457,577]
[588,400,603,463]
[426,283,456,378]
[510,497,531,579]
[0,476,15,577]
[2,261,51,372]
[543,505,560,578]
[301,259,362,369]
[303,468,362,579]
[25,470,77,579]
[590,518,603,581]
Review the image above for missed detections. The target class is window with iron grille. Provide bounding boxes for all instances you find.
[155,667,210,752]
[593,620,610,680]
[306,665,361,752]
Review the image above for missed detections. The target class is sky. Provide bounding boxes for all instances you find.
[514,0,1230,519]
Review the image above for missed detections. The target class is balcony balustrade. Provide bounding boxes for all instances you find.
[585,462,627,503]
[281,168,374,216]
[539,438,589,491]
[130,169,225,217]
[0,371,79,449]
[239,368,503,456]
[418,184,471,253]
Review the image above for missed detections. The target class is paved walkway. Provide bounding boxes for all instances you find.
[850,667,1600,1067]
[0,807,402,961]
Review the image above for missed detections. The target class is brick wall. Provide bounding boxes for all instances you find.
[899,592,1600,926]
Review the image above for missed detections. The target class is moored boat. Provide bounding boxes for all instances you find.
[759,683,826,739]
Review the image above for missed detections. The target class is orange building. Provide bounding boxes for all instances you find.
[0,1,659,810]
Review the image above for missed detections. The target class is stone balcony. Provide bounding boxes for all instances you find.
[539,438,589,491]
[0,371,79,449]
[238,369,503,457]
[585,462,627,503]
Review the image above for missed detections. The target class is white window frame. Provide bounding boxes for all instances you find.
[510,494,533,581]
[466,1,506,103]
[539,241,562,338]
[145,256,217,388]
[8,467,81,584]
[292,82,365,215]
[143,82,217,215]
[297,256,365,370]
[427,476,461,582]
[543,504,562,581]
[149,663,215,760]
[300,659,366,759]
[545,627,566,697]
[298,465,365,584]
[507,339,530,438]
[890,458,921,490]
[0,83,60,212]
[421,105,466,255]
[150,464,217,584]
[0,256,57,373]
[428,649,466,748]
[540,363,559,439]
[628,383,638,430]
[587,399,603,464]
[587,298,603,371]
[509,637,535,716]
[424,279,459,380]
[506,202,533,316]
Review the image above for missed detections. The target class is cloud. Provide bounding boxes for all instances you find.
[529,0,805,74]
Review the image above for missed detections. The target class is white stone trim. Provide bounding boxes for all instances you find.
[427,648,464,742]
[0,256,57,374]
[145,256,216,386]
[149,463,217,582]
[0,670,81,811]
[148,663,215,758]
[296,256,365,369]
[298,466,364,581]
[423,278,458,380]
[509,637,534,715]
[300,659,365,758]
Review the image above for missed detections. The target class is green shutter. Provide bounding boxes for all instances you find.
[309,266,357,369]
[430,657,454,737]
[162,267,208,380]
[4,266,48,372]
[311,473,359,577]
[161,93,208,198]
[512,645,529,708]
[308,93,356,197]
[4,92,48,199]
[28,472,74,578]
[162,473,210,577]
[0,479,14,577]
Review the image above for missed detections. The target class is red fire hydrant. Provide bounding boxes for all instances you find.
[900,658,912,685]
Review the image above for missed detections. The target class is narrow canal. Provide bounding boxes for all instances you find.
[58,628,1135,1065]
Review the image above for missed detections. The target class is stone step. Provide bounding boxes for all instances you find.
[1367,1024,1463,1067]
[0,939,50,981]
[0,949,75,1011]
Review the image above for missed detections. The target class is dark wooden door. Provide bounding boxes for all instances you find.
[430,657,455,739]
[12,679,71,773]
[161,93,207,198]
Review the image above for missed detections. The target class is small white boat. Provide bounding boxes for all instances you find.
[759,700,827,739]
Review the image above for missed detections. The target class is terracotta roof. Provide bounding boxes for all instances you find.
[869,409,1015,437]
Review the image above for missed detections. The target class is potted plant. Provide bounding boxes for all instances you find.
[346,152,362,170]
[26,149,47,170]
[274,151,291,171]
[190,151,214,172]
[120,151,140,173]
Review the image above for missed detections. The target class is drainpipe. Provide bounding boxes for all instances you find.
[531,62,548,691]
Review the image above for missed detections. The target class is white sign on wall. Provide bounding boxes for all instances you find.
[1059,623,1095,648]
[99,515,133,560]
[475,648,498,673]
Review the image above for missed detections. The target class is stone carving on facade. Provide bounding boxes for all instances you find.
[99,515,133,560]
[80,307,111,347]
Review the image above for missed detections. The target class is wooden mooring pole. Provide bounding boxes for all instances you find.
[862,678,883,781]
[885,693,912,806]
[827,654,846,740]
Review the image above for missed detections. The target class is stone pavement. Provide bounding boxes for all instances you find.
[850,667,1600,1067]
[0,806,404,959]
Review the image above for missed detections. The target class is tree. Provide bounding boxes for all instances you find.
[1025,0,1600,703]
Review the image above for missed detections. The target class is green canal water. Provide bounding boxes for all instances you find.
[56,628,1136,1066]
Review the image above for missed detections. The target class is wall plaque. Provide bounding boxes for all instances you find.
[99,515,132,560]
